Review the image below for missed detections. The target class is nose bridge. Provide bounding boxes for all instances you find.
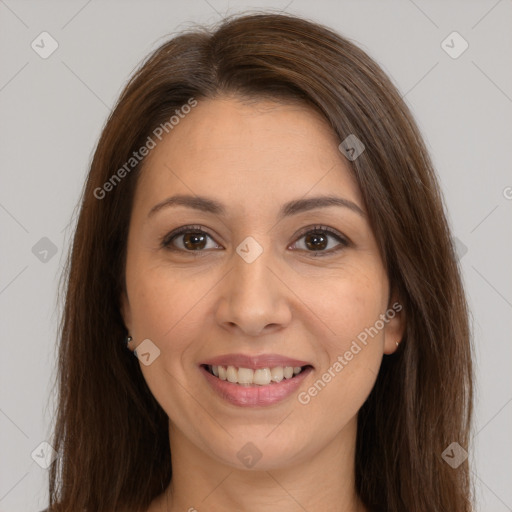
[231,236,276,301]
[217,236,291,334]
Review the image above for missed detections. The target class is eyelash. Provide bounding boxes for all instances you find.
[160,224,349,257]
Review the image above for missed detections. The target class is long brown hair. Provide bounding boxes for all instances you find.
[48,12,474,512]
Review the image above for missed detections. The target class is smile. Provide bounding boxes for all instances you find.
[200,364,314,407]
[205,364,309,386]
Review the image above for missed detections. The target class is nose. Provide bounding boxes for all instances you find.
[215,244,292,337]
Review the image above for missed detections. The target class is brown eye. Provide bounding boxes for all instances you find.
[161,224,349,257]
[292,226,349,256]
[161,225,221,252]
[180,231,208,250]
[304,232,329,250]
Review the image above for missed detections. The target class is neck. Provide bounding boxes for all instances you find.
[161,416,367,512]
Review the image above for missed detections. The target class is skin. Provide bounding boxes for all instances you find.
[121,95,405,512]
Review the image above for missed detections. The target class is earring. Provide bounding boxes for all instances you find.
[396,341,400,347]
[125,335,133,348]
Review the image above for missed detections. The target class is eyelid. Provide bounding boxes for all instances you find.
[288,224,350,257]
[160,224,218,250]
[161,224,350,255]
[291,224,349,246]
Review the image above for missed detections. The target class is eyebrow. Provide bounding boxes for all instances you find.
[147,194,366,220]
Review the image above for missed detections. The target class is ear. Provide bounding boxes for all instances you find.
[383,292,405,355]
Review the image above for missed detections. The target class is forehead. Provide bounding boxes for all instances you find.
[135,96,363,214]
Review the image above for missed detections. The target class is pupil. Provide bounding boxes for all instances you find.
[306,232,327,250]
[184,232,206,250]
[181,231,328,251]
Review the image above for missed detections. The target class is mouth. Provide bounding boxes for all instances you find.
[201,364,314,386]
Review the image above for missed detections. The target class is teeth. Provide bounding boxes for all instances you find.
[283,366,294,379]
[226,365,238,383]
[237,367,254,384]
[253,368,271,385]
[208,365,305,386]
[270,366,284,383]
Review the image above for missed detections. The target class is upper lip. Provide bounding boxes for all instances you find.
[201,353,313,369]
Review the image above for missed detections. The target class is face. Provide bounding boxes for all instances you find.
[121,95,404,471]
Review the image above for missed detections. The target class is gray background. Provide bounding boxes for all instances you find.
[0,1,511,511]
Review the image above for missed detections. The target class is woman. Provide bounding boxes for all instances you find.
[46,12,474,512]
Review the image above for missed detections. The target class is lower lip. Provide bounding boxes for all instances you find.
[200,365,313,407]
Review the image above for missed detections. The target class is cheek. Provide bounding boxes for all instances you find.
[126,266,211,410]
[126,261,209,354]
[305,266,386,395]
[308,264,387,343]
